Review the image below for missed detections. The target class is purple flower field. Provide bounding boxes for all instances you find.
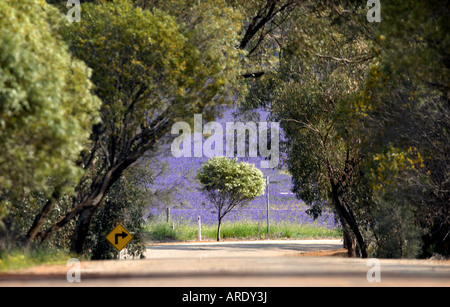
[147,165,338,230]
[148,199,338,229]
[146,107,340,231]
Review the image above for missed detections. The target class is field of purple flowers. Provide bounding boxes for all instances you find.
[147,167,338,230]
[146,107,340,236]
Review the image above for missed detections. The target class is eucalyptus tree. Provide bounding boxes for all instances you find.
[0,0,100,235]
[257,4,376,257]
[361,1,450,257]
[197,157,265,241]
[26,0,245,254]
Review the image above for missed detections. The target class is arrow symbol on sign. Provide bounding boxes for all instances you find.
[115,231,128,245]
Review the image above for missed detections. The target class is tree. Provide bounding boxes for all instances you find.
[140,0,302,69]
[27,0,244,254]
[260,0,449,258]
[360,0,450,257]
[0,0,100,234]
[229,0,302,78]
[86,162,153,260]
[197,157,265,241]
[256,3,375,257]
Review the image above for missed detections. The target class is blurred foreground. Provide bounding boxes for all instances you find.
[1,240,449,287]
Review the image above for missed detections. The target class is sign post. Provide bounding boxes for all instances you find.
[198,216,202,242]
[266,176,270,235]
[106,223,134,259]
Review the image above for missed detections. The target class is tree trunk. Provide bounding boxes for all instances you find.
[70,207,96,254]
[217,217,222,242]
[25,109,170,251]
[33,161,130,252]
[25,185,64,246]
[331,182,368,258]
[343,226,356,258]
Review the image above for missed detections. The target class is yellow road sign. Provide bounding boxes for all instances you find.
[106,223,134,252]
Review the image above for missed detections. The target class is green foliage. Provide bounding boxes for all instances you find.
[145,220,342,242]
[0,0,100,200]
[242,1,449,258]
[197,157,265,240]
[265,4,372,199]
[66,0,244,123]
[21,0,247,253]
[5,188,77,251]
[361,0,450,257]
[0,247,69,272]
[147,222,180,242]
[1,0,446,259]
[368,192,424,259]
[197,157,265,201]
[266,4,373,256]
[85,163,153,260]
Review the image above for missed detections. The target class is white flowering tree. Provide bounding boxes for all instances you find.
[197,157,265,241]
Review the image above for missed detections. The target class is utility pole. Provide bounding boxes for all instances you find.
[198,216,202,242]
[266,175,270,235]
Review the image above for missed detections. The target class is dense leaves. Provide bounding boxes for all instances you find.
[246,1,449,257]
[0,0,100,235]
[86,163,153,259]
[1,0,448,259]
[0,0,100,198]
[197,157,265,240]
[24,0,246,253]
[361,0,450,257]
[264,3,373,257]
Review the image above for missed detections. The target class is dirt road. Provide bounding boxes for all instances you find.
[144,239,344,258]
[1,240,450,287]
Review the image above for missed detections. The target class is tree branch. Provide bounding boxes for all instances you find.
[315,53,375,64]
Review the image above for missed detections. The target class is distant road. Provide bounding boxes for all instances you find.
[1,239,450,287]
[144,239,344,259]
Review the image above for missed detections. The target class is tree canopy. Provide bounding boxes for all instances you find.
[197,157,265,240]
[1,0,448,259]
[24,0,246,253]
[244,0,449,258]
[0,0,100,228]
